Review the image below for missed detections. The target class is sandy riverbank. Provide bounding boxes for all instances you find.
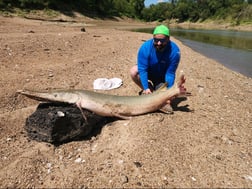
[0,16,251,188]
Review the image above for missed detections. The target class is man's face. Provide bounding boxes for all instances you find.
[153,34,169,52]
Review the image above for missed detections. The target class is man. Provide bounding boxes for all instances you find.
[130,24,185,112]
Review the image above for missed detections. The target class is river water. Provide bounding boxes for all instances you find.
[133,28,252,78]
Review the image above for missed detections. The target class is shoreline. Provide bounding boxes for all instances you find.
[168,21,252,32]
[1,12,252,32]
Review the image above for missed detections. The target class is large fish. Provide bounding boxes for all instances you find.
[17,74,187,119]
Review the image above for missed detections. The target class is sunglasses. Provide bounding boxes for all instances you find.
[153,38,167,43]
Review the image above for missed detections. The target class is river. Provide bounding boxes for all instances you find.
[133,28,252,78]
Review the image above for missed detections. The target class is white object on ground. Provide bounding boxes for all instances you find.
[93,78,122,90]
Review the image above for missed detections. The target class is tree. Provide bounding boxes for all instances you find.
[129,0,145,18]
[0,0,250,25]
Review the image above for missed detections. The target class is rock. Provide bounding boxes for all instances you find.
[25,103,108,144]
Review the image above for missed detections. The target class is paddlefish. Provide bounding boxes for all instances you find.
[17,75,187,119]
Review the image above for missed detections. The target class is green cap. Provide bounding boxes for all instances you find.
[153,25,170,36]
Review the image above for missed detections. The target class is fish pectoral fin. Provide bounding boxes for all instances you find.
[159,104,174,114]
[76,102,88,124]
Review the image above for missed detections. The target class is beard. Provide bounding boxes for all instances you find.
[154,43,166,52]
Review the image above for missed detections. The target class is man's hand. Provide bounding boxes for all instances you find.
[142,88,152,95]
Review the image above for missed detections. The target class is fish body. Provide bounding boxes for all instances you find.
[17,76,185,119]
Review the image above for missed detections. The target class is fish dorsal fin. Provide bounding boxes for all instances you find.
[155,82,168,92]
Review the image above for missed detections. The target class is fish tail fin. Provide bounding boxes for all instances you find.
[176,70,192,96]
[176,70,185,87]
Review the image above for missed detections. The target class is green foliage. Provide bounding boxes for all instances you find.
[142,0,251,25]
[113,0,132,17]
[131,0,145,18]
[0,0,251,25]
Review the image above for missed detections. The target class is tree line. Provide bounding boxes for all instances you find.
[0,0,251,24]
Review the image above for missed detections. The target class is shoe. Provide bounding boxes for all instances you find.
[138,90,143,96]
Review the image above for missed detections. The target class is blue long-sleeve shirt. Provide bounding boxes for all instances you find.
[137,39,180,89]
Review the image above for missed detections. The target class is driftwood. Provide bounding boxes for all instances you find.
[25,103,108,144]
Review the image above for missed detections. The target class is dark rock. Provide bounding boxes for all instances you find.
[25,103,108,144]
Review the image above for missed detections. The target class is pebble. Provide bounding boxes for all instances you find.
[57,111,65,117]
[133,161,142,167]
[75,158,82,163]
[47,163,52,168]
[121,175,128,184]
[6,137,11,141]
[48,73,54,77]
[118,159,124,164]
[191,176,196,181]
[243,175,252,181]
[75,157,85,163]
